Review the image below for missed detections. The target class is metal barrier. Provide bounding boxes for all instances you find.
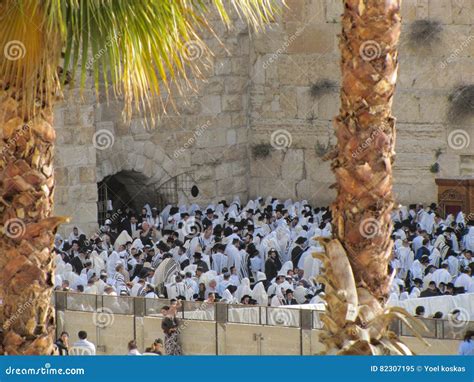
[53,291,471,340]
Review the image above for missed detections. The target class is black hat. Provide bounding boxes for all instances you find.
[295,237,306,245]
[193,253,202,259]
[180,212,190,219]
[195,210,203,216]
[206,208,214,215]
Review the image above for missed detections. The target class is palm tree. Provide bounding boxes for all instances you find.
[313,0,427,354]
[0,0,277,355]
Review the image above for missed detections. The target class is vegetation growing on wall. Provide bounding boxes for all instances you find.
[447,84,474,123]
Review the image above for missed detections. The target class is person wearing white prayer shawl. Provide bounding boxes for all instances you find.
[409,279,422,298]
[107,250,121,278]
[131,279,146,297]
[211,244,227,274]
[422,265,436,289]
[229,266,240,287]
[168,274,187,299]
[459,250,473,269]
[463,226,474,252]
[221,288,237,304]
[184,272,199,297]
[89,250,106,278]
[62,263,81,289]
[419,208,435,235]
[113,263,127,290]
[144,283,159,299]
[454,267,473,293]
[293,286,307,304]
[205,279,218,298]
[410,255,429,281]
[412,230,425,256]
[67,226,83,245]
[428,246,441,269]
[431,263,452,287]
[84,274,99,295]
[236,277,252,302]
[267,275,286,297]
[456,211,465,226]
[252,273,268,306]
[216,273,231,297]
[225,237,242,271]
[445,251,460,277]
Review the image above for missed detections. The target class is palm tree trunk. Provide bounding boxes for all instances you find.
[313,0,427,354]
[0,89,66,355]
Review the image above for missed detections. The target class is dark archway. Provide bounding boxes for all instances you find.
[97,171,157,224]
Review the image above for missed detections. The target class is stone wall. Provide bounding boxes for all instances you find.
[53,0,474,235]
[248,0,474,206]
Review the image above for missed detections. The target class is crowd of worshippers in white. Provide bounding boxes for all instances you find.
[52,197,474,312]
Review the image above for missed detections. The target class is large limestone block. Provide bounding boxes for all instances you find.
[282,149,305,181]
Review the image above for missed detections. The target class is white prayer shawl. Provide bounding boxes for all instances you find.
[447,256,459,277]
[68,227,84,244]
[397,247,414,276]
[280,261,294,277]
[431,268,452,287]
[420,212,435,234]
[454,273,473,292]
[225,243,241,270]
[456,211,465,225]
[251,281,268,306]
[221,289,236,304]
[114,230,133,251]
[293,286,307,304]
[62,263,81,289]
[236,278,252,301]
[90,251,106,277]
[428,248,441,268]
[450,233,460,252]
[107,251,121,277]
[463,227,474,252]
[303,254,322,282]
[412,235,424,255]
[409,260,424,281]
[55,254,66,276]
[211,252,227,274]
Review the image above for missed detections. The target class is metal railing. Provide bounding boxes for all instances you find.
[53,291,470,339]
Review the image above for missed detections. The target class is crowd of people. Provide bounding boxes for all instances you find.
[53,197,474,328]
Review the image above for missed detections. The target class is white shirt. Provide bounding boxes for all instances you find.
[73,339,96,355]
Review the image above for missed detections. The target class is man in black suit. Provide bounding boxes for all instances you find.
[123,215,139,238]
[420,281,440,298]
[283,289,298,305]
[291,237,306,266]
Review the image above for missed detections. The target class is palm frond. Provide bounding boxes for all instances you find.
[1,0,279,123]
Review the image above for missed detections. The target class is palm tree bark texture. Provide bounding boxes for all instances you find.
[313,0,427,354]
[0,91,67,354]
